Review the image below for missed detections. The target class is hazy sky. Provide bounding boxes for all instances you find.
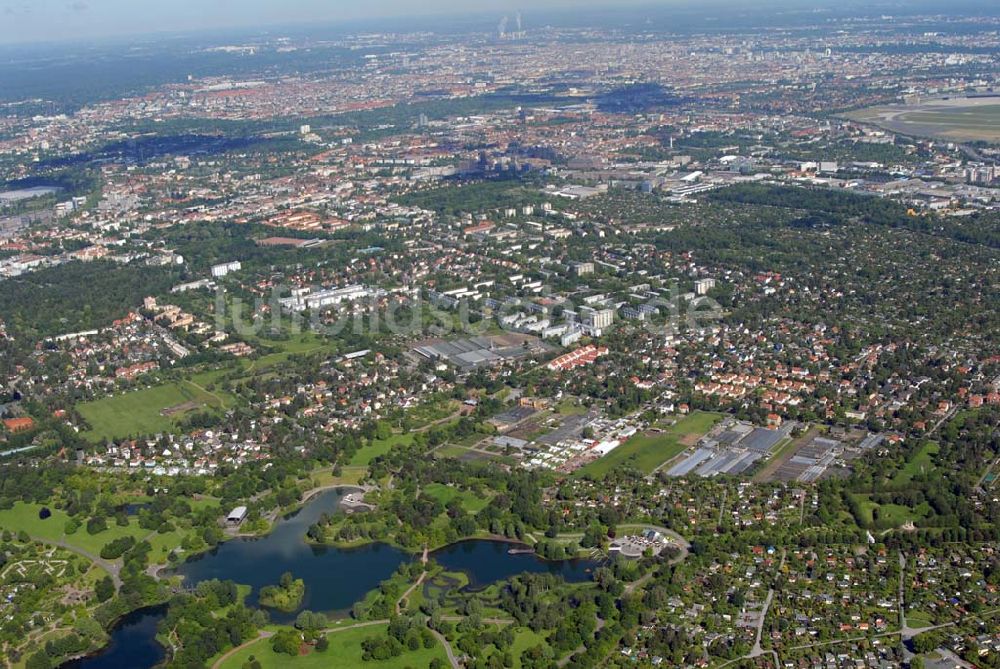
[0,0,631,44]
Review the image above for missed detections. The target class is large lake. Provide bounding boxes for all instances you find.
[63,487,596,668]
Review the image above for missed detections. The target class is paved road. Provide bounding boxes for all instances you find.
[938,647,976,669]
[748,589,774,658]
[430,628,461,669]
[301,482,377,504]
[320,619,392,635]
[396,547,432,614]
[927,407,957,437]
[50,536,122,589]
[715,589,775,668]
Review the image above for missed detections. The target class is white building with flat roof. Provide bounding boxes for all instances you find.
[279,284,371,312]
[211,261,242,278]
[226,506,248,524]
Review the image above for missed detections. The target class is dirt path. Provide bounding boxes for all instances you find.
[396,571,427,615]
[184,379,227,408]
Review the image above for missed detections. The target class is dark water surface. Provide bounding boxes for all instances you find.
[63,487,595,668]
[61,605,167,669]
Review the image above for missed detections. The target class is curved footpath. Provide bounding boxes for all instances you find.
[209,619,467,669]
[209,620,393,669]
[49,535,123,588]
[429,628,461,669]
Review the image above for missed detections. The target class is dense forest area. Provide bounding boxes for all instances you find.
[0,261,182,340]
[710,183,1000,249]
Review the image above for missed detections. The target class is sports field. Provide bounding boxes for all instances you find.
[576,411,723,479]
[77,379,234,442]
[848,97,1000,142]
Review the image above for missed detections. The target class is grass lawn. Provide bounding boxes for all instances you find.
[852,495,931,528]
[433,444,472,458]
[405,398,459,427]
[0,503,70,544]
[235,332,340,375]
[893,442,940,485]
[77,379,235,441]
[310,466,367,488]
[555,399,587,416]
[257,332,335,359]
[349,433,415,466]
[423,483,492,514]
[575,411,722,479]
[62,523,152,556]
[144,527,192,563]
[906,613,935,629]
[509,627,550,668]
[218,623,448,669]
[0,502,166,557]
[848,102,1000,142]
[264,332,335,355]
[187,367,233,390]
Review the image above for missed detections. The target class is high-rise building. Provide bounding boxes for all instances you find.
[587,308,614,330]
[695,278,716,295]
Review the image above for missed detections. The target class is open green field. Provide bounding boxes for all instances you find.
[433,444,473,459]
[0,501,188,559]
[349,433,415,466]
[576,411,723,479]
[218,623,448,669]
[892,442,939,485]
[405,399,460,427]
[310,466,367,488]
[555,398,587,416]
[245,332,340,370]
[847,98,1000,142]
[509,627,550,668]
[0,503,72,544]
[76,379,236,441]
[423,483,492,514]
[851,494,932,528]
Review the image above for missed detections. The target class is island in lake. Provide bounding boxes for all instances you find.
[257,572,305,612]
